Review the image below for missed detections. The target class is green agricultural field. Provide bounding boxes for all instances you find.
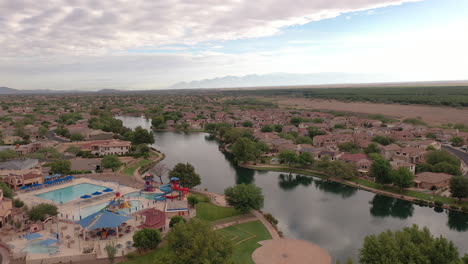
[217,220,272,264]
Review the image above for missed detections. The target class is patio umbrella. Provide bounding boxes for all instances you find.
[102,188,113,192]
[25,233,42,240]
[32,183,42,188]
[20,186,31,190]
[44,180,53,185]
[53,174,62,178]
[92,191,102,196]
[44,175,51,180]
[170,177,180,181]
[40,238,59,246]
[80,195,92,199]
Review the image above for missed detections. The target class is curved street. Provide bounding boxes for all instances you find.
[442,145,468,177]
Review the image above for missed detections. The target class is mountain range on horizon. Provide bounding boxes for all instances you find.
[2,72,468,94]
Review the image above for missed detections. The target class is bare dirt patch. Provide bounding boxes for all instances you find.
[276,98,468,125]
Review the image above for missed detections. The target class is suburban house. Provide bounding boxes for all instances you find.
[0,188,12,228]
[91,140,131,156]
[339,153,373,175]
[390,160,416,174]
[414,172,452,189]
[3,172,44,190]
[392,147,426,164]
[313,134,354,148]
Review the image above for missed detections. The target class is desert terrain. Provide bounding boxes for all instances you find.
[276,98,468,125]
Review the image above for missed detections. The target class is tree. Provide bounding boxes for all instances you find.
[364,143,380,154]
[150,163,170,184]
[231,137,259,162]
[131,126,155,145]
[261,124,273,132]
[0,149,18,161]
[102,155,123,172]
[28,203,58,221]
[50,160,71,174]
[242,120,253,127]
[450,176,468,202]
[65,146,81,154]
[279,150,297,167]
[359,224,462,264]
[187,195,199,208]
[38,126,48,137]
[416,163,433,173]
[165,219,233,264]
[425,150,460,167]
[273,124,283,132]
[290,117,303,126]
[0,182,13,199]
[325,160,358,180]
[169,215,186,228]
[169,163,201,189]
[338,142,359,152]
[372,135,395,146]
[151,115,166,129]
[433,162,462,176]
[451,136,465,147]
[224,128,251,144]
[70,133,85,141]
[307,127,326,139]
[370,158,392,184]
[105,242,117,264]
[298,152,313,166]
[391,167,414,192]
[132,228,162,251]
[224,184,264,213]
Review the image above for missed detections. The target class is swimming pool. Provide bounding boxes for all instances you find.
[125,191,157,200]
[80,200,143,218]
[35,183,107,203]
[21,239,59,254]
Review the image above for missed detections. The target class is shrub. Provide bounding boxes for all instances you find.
[13,199,25,208]
[169,215,186,228]
[126,252,137,259]
[434,200,444,207]
[450,205,459,210]
[264,213,278,226]
[461,205,468,212]
[132,228,162,251]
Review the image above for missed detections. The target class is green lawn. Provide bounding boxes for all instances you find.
[120,245,170,264]
[216,220,272,264]
[195,200,242,222]
[123,159,152,176]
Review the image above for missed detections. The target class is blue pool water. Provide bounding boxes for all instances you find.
[80,200,143,218]
[21,239,59,254]
[35,183,107,203]
[125,191,157,200]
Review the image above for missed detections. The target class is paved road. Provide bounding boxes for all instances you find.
[46,129,69,143]
[442,145,468,177]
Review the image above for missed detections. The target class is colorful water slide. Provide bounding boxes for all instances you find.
[154,183,172,201]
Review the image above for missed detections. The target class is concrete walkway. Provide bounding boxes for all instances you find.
[212,216,258,230]
[252,239,331,264]
[252,210,281,240]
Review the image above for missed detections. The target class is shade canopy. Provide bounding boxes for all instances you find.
[64,175,74,180]
[77,210,132,230]
[44,175,51,180]
[102,188,113,192]
[25,233,42,240]
[170,177,180,181]
[20,186,31,190]
[92,191,102,196]
[80,195,92,199]
[40,238,59,246]
[52,174,62,178]
[32,183,42,187]
[44,180,53,184]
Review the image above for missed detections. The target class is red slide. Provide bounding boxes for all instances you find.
[172,183,189,196]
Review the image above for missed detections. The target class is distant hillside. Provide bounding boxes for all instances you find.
[169,72,400,89]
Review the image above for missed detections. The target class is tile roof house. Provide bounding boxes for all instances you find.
[414,172,452,189]
[0,189,12,228]
[390,160,416,174]
[137,208,166,232]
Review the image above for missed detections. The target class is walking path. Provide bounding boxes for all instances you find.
[212,216,258,230]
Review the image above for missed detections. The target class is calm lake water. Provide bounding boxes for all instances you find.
[117,115,468,261]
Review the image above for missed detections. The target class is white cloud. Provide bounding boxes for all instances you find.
[0,0,421,56]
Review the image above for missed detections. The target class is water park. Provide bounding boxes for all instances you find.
[2,174,191,264]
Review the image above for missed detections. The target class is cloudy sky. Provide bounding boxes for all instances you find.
[1,0,467,90]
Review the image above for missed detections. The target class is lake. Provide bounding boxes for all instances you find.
[117,115,468,262]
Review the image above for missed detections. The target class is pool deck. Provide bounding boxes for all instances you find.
[16,178,163,221]
[8,178,168,264]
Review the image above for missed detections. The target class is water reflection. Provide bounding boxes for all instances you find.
[369,195,414,219]
[313,179,358,199]
[447,210,468,232]
[278,173,313,191]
